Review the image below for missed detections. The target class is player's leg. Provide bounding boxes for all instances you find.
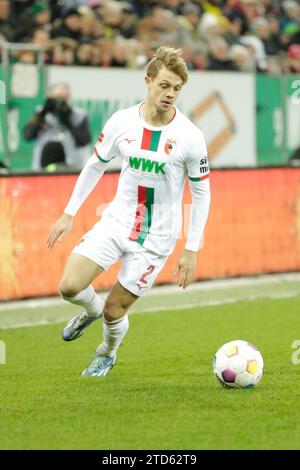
[60,252,104,312]
[60,253,105,341]
[60,219,123,342]
[82,247,168,377]
[82,282,138,377]
[97,281,138,354]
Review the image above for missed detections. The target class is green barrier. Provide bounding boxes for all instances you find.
[0,63,45,170]
[256,74,300,165]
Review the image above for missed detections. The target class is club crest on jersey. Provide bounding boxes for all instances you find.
[98,133,104,144]
[164,139,176,156]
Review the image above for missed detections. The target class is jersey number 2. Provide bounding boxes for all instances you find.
[139,265,155,285]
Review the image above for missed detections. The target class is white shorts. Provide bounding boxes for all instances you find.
[72,217,168,297]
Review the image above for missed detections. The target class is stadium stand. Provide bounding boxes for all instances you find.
[0,0,300,74]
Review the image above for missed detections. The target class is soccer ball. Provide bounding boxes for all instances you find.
[213,340,264,389]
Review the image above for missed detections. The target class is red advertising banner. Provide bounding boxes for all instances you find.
[1,168,300,300]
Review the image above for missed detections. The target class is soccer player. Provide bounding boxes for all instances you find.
[47,47,211,377]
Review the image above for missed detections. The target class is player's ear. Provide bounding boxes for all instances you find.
[145,75,151,88]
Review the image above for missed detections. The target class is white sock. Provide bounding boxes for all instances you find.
[61,285,104,319]
[96,315,129,358]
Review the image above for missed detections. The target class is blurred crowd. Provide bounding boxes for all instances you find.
[1,0,300,74]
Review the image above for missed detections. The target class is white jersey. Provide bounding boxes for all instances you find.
[65,103,210,256]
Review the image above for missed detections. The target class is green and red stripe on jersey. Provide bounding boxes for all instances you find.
[188,173,210,182]
[93,145,109,163]
[129,185,154,246]
[141,128,161,152]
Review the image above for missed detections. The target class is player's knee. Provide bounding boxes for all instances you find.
[103,299,127,322]
[59,279,81,299]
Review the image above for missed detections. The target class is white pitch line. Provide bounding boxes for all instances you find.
[1,272,300,313]
[0,290,299,330]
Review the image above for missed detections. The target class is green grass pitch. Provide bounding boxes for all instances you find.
[1,294,300,450]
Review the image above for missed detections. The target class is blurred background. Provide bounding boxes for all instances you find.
[1,0,300,301]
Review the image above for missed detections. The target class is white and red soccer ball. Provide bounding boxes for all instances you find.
[213,340,264,388]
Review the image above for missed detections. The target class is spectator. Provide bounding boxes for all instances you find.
[75,42,93,65]
[223,1,250,35]
[178,2,203,41]
[10,0,35,20]
[199,12,228,42]
[285,1,300,47]
[161,0,185,14]
[118,2,138,39]
[240,0,259,26]
[268,16,284,51]
[180,40,195,69]
[207,37,236,70]
[62,44,76,65]
[31,28,53,63]
[251,17,280,56]
[0,0,15,41]
[240,33,268,72]
[285,43,300,73]
[223,11,245,45]
[126,38,147,68]
[99,1,124,38]
[51,8,81,40]
[13,2,52,42]
[79,8,98,42]
[228,43,255,71]
[23,83,90,171]
[18,50,36,64]
[110,38,128,67]
[191,43,208,70]
[90,43,103,66]
[137,6,187,45]
[280,1,300,34]
[94,38,113,67]
[129,0,156,17]
[50,38,77,65]
[30,2,52,32]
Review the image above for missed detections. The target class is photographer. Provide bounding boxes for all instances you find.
[23,83,90,171]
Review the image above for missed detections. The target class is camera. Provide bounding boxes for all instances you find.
[42,97,69,115]
[53,98,68,113]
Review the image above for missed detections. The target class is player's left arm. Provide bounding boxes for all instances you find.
[175,131,211,289]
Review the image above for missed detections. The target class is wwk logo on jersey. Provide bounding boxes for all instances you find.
[129,156,166,175]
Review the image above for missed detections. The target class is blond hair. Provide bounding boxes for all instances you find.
[146,47,189,84]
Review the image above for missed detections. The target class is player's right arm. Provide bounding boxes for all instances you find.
[47,115,119,249]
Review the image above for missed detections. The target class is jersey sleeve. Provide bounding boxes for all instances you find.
[184,129,211,252]
[64,155,107,216]
[185,130,210,182]
[64,112,122,216]
[185,178,211,252]
[93,113,120,163]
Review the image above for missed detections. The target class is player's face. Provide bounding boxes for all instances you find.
[146,66,183,113]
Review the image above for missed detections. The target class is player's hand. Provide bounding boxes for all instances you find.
[174,249,197,289]
[47,213,73,249]
[57,102,72,126]
[40,97,56,117]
